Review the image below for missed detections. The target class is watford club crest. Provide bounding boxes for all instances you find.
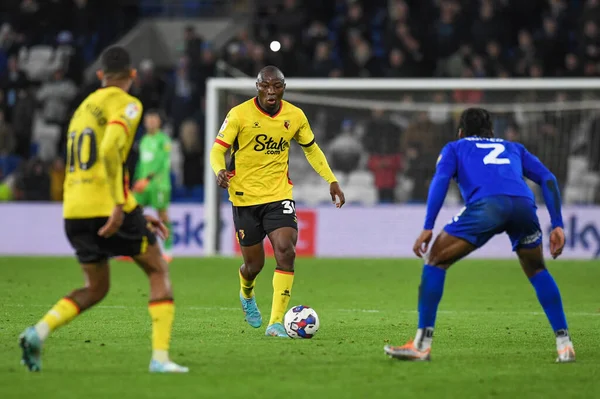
[284,120,290,130]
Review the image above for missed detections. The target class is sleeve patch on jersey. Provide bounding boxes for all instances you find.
[125,102,140,119]
[436,154,442,165]
[219,117,228,132]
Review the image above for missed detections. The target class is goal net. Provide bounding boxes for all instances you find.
[204,78,600,255]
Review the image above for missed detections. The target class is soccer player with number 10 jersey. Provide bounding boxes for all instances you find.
[18,46,187,373]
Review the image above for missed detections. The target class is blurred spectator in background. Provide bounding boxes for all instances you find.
[328,119,364,178]
[163,56,197,139]
[311,41,336,77]
[36,69,77,155]
[402,112,444,202]
[49,157,64,201]
[0,109,15,155]
[135,59,166,110]
[179,118,204,188]
[365,109,403,203]
[386,48,416,78]
[196,45,217,96]
[14,157,50,201]
[1,55,28,122]
[183,24,203,68]
[12,88,35,159]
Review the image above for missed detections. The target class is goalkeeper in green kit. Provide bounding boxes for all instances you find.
[132,109,174,262]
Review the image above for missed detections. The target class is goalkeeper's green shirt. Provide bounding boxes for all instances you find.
[136,131,172,191]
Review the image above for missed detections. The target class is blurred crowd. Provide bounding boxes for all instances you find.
[0,0,600,204]
[245,0,600,79]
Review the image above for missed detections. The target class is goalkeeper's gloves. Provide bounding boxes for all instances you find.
[132,178,150,193]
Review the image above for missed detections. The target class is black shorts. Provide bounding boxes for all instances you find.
[232,199,298,247]
[64,206,157,263]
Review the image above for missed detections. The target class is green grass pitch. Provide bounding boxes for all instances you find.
[1,257,599,399]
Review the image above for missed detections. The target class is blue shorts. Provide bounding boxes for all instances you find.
[444,196,542,251]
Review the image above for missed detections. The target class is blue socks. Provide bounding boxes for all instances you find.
[529,269,568,333]
[418,265,446,329]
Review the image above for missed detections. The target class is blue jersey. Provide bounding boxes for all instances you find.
[424,136,563,231]
[440,137,534,204]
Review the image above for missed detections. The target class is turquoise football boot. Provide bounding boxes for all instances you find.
[265,322,289,338]
[240,293,262,328]
[19,327,42,372]
[149,359,189,373]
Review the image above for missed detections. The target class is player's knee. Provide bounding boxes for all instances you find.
[87,280,109,304]
[273,243,295,268]
[245,260,265,277]
[523,260,546,278]
[425,249,444,267]
[426,255,444,267]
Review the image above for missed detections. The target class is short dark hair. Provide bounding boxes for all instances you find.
[145,108,162,119]
[257,65,285,83]
[145,108,161,116]
[458,108,493,138]
[100,46,131,78]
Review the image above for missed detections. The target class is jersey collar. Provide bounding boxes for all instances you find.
[254,97,283,118]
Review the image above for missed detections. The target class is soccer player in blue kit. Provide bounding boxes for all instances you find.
[384,108,575,363]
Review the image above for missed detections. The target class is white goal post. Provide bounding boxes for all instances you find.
[204,78,600,256]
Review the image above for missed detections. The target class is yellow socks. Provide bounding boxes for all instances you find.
[148,300,175,363]
[269,270,294,325]
[35,297,80,341]
[239,268,256,299]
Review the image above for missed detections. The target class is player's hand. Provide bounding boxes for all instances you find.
[98,206,124,238]
[217,169,232,189]
[549,227,565,259]
[330,182,345,208]
[413,229,433,258]
[132,178,149,193]
[145,214,169,240]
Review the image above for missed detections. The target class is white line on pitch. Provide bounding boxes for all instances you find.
[3,304,600,316]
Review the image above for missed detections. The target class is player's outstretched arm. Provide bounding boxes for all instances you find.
[301,143,345,207]
[521,148,564,230]
[422,145,458,232]
[521,147,565,258]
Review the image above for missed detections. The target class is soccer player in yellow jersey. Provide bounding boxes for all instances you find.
[210,65,345,337]
[18,46,188,373]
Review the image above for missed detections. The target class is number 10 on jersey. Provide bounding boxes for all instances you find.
[67,128,97,172]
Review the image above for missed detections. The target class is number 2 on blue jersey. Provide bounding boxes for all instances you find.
[476,143,511,165]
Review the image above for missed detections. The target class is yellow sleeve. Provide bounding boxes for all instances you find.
[293,109,316,147]
[100,122,127,205]
[294,109,337,183]
[302,142,338,184]
[100,98,143,205]
[210,109,240,176]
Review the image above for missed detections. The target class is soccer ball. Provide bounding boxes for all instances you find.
[284,305,320,339]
